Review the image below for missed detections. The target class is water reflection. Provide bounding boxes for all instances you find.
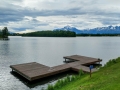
[1,36,120,90]
[0,41,9,55]
[10,70,77,89]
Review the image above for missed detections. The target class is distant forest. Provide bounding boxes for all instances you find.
[20,30,76,37]
[10,30,120,37]
[77,34,120,36]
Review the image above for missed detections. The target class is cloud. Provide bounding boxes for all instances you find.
[0,0,120,33]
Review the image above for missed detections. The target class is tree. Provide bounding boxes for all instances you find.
[0,29,2,38]
[2,27,9,38]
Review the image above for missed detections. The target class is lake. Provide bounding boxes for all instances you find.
[0,36,120,90]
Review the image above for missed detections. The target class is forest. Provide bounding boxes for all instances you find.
[21,30,76,37]
[77,34,120,36]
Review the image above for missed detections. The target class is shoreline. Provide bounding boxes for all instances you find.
[0,38,9,40]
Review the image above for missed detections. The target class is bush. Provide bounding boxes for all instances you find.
[47,84,54,90]
[47,75,76,90]
[47,70,85,90]
[79,69,84,76]
[103,57,120,68]
[71,75,76,81]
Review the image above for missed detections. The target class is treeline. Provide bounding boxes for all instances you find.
[77,34,120,36]
[21,30,76,37]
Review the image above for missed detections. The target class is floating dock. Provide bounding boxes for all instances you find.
[10,55,102,81]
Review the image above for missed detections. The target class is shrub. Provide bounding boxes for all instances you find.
[47,70,85,90]
[103,57,120,68]
[71,75,76,81]
[79,69,84,76]
[47,84,54,90]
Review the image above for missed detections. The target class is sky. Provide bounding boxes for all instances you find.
[0,0,120,33]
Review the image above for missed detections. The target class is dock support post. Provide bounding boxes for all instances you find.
[89,65,93,77]
[90,69,91,77]
[65,59,66,62]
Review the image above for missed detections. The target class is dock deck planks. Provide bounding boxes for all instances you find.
[63,55,102,65]
[10,55,102,81]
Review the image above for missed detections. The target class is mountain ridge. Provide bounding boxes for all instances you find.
[54,25,120,34]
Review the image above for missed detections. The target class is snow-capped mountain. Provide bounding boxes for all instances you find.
[54,25,120,34]
[54,25,82,34]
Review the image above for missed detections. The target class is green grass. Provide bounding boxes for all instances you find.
[46,57,120,90]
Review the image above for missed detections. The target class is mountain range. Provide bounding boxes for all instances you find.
[54,25,120,34]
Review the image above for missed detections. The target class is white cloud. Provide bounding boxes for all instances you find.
[0,0,120,33]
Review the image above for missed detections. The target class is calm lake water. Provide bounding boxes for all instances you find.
[0,36,120,90]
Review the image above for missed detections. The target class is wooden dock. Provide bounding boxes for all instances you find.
[10,55,102,81]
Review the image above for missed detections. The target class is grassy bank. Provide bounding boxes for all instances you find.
[47,57,120,90]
